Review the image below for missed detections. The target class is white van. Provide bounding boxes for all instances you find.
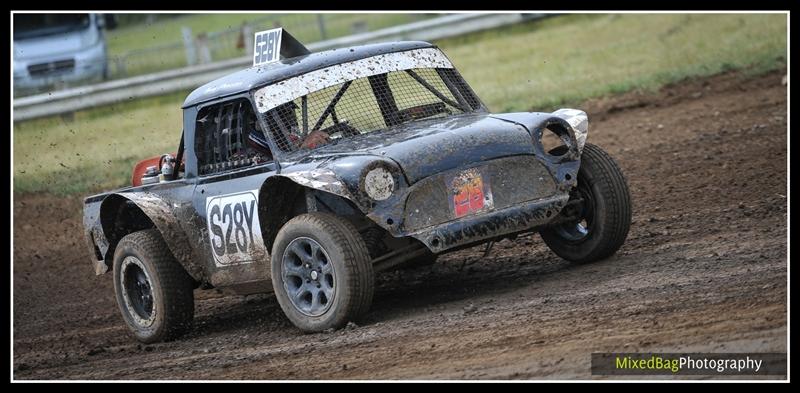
[13,13,115,94]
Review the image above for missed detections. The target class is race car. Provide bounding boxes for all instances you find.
[82,29,631,343]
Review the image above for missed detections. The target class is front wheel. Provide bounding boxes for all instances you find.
[540,143,632,263]
[271,213,374,333]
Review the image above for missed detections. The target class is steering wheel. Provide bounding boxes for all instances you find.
[320,120,360,138]
[397,102,450,121]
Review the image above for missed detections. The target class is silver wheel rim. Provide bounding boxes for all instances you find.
[120,256,156,327]
[556,219,590,241]
[281,237,335,317]
[554,176,594,242]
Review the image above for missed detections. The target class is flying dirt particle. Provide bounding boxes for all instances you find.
[463,304,477,314]
[59,163,69,168]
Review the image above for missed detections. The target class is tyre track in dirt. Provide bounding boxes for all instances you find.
[13,69,787,379]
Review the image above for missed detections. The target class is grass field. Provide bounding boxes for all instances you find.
[13,13,787,196]
[106,13,434,77]
[107,13,434,56]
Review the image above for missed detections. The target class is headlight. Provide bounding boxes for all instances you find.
[553,108,588,153]
[363,167,395,201]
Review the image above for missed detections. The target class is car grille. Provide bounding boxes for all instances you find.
[27,59,75,77]
[402,155,558,232]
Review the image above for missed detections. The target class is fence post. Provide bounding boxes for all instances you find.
[182,26,197,66]
[351,20,368,34]
[115,56,126,78]
[243,25,254,56]
[196,32,212,64]
[317,14,327,40]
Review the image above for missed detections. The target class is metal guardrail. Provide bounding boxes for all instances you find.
[13,13,540,122]
[107,14,434,80]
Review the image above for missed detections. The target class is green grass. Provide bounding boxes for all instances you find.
[438,13,786,112]
[14,13,787,196]
[106,13,435,77]
[14,91,189,195]
[108,13,434,55]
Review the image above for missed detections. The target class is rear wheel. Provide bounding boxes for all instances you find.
[112,229,195,343]
[540,143,632,263]
[271,213,374,332]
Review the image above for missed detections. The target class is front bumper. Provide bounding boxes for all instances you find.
[14,41,106,91]
[409,193,570,253]
[366,153,580,253]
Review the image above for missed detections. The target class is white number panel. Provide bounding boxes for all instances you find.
[206,190,267,267]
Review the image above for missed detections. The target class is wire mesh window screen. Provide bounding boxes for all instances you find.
[260,67,483,153]
[195,99,273,175]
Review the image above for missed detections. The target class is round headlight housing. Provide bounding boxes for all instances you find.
[364,167,395,201]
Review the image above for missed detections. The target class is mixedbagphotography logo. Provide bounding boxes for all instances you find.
[591,353,787,376]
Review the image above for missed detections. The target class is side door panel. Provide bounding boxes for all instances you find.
[186,97,279,290]
[193,167,276,288]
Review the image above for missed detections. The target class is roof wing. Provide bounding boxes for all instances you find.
[280,29,311,58]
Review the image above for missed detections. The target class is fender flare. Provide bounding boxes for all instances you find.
[257,169,360,252]
[99,192,205,281]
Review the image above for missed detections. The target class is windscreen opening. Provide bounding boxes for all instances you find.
[14,14,91,40]
[259,67,483,153]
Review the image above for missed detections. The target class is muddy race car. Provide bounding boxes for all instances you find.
[82,30,631,343]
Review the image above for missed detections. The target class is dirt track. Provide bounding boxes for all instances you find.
[13,70,787,380]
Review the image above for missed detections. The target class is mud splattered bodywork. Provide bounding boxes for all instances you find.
[276,111,586,254]
[82,40,590,292]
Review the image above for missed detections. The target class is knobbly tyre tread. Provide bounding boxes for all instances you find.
[113,229,195,343]
[541,143,632,263]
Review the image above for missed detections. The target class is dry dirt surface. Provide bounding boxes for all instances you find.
[13,70,787,380]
